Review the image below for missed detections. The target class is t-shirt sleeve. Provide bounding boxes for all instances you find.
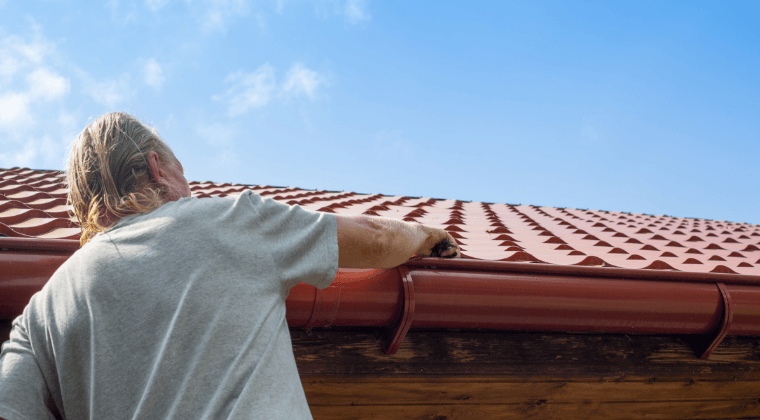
[0,316,57,420]
[246,191,338,290]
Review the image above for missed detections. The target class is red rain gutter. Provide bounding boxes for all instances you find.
[2,238,759,359]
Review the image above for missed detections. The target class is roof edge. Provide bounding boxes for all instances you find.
[1,237,758,285]
[406,258,760,285]
[0,237,80,252]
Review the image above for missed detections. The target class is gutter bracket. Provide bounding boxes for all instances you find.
[305,284,341,328]
[381,265,415,355]
[692,282,734,359]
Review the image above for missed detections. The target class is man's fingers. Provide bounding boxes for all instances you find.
[442,232,461,258]
[429,233,461,258]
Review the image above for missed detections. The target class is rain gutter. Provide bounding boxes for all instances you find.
[2,238,758,359]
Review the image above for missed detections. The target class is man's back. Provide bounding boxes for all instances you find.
[0,191,338,419]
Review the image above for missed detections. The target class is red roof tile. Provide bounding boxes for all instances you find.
[2,167,759,276]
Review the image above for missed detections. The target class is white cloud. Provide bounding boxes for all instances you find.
[145,0,171,12]
[0,92,32,129]
[282,62,322,100]
[143,58,166,89]
[0,33,54,84]
[0,26,87,171]
[0,53,21,81]
[0,124,75,169]
[203,9,226,32]
[0,140,37,168]
[0,32,70,131]
[14,38,49,64]
[344,0,370,24]
[86,74,131,107]
[213,64,276,117]
[106,0,139,24]
[0,68,69,130]
[254,12,267,33]
[312,0,371,26]
[213,62,326,116]
[27,68,70,101]
[201,0,249,33]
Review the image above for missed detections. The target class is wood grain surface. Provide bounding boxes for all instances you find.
[294,328,760,419]
[292,328,760,381]
[3,322,759,419]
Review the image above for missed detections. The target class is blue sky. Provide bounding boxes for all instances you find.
[1,0,758,224]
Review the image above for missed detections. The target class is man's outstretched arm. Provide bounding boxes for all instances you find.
[336,214,460,269]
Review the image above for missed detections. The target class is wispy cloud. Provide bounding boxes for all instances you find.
[0,93,32,129]
[212,62,326,117]
[0,140,37,168]
[282,62,323,100]
[0,30,70,131]
[344,0,370,24]
[113,0,366,36]
[0,67,70,130]
[201,0,250,33]
[0,26,80,170]
[85,73,131,107]
[145,0,170,12]
[27,68,70,100]
[114,0,250,31]
[106,0,139,24]
[143,57,166,89]
[0,22,166,170]
[0,32,54,83]
[212,64,277,117]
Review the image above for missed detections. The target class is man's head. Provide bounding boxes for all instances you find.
[67,112,190,245]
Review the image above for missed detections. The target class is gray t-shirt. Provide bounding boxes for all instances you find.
[0,190,338,420]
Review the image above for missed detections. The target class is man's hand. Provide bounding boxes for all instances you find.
[427,237,460,258]
[336,214,461,269]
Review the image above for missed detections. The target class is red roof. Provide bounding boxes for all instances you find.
[2,166,759,276]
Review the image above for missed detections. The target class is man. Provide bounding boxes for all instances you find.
[0,112,459,419]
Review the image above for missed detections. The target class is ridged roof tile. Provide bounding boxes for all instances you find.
[2,167,759,275]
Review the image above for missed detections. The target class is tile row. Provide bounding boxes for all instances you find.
[2,167,759,276]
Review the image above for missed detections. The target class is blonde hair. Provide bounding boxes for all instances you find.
[67,112,177,245]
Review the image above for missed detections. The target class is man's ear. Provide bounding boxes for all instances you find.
[146,150,163,184]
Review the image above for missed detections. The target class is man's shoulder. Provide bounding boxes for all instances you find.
[154,191,260,218]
